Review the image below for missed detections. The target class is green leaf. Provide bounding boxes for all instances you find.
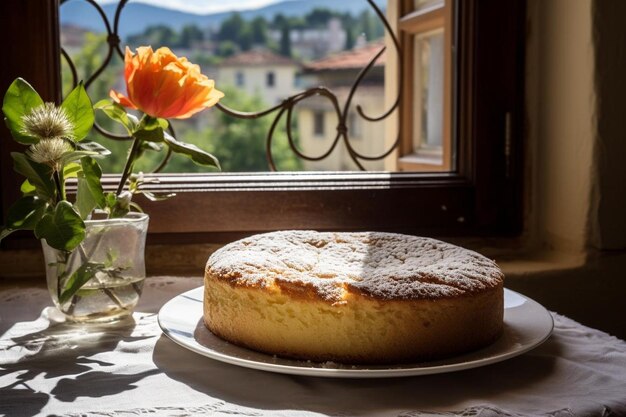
[11,152,56,201]
[61,82,94,141]
[163,132,220,169]
[134,126,164,143]
[59,261,105,305]
[156,118,169,129]
[141,141,162,152]
[20,179,37,196]
[34,201,85,251]
[76,177,98,220]
[2,78,44,144]
[94,99,135,134]
[59,150,98,165]
[105,192,117,209]
[76,140,111,157]
[133,116,169,143]
[5,196,47,230]
[75,156,105,219]
[0,228,13,242]
[63,162,82,179]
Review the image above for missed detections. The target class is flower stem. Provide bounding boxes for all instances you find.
[116,135,142,196]
[52,169,64,204]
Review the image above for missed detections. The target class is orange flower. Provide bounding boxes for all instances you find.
[110,46,224,119]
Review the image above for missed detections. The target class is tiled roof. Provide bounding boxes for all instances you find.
[219,49,300,67]
[304,40,386,72]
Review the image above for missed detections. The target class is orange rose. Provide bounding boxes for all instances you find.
[110,46,224,119]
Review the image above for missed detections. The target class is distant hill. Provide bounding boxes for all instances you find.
[60,0,387,38]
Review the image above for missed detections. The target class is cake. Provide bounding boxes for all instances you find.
[203,231,504,364]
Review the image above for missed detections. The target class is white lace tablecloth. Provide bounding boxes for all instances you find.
[1,276,625,417]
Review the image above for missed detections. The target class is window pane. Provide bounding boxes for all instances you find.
[411,29,445,165]
[60,0,395,173]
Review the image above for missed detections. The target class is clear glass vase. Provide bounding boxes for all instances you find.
[42,212,149,323]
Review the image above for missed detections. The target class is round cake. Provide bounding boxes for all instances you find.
[204,231,504,364]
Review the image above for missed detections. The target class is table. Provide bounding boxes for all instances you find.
[1,276,625,417]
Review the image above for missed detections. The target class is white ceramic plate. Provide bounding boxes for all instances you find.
[158,287,553,378]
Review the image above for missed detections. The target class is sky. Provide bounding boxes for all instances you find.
[97,0,289,14]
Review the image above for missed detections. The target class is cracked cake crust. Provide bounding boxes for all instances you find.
[203,231,504,363]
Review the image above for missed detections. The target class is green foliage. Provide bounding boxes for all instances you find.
[179,24,204,47]
[218,13,245,42]
[61,33,126,174]
[279,25,292,57]
[216,41,238,58]
[34,201,85,252]
[11,153,56,201]
[163,131,220,168]
[5,196,48,231]
[1,80,101,253]
[250,17,269,44]
[2,78,44,144]
[194,86,302,172]
[75,157,106,219]
[127,24,178,49]
[61,82,94,141]
[306,8,334,27]
[58,261,105,305]
[93,99,136,134]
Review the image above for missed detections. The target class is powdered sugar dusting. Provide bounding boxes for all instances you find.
[206,231,503,302]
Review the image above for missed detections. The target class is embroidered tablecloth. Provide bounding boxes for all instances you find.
[1,276,625,417]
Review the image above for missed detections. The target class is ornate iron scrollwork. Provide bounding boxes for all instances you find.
[60,0,401,171]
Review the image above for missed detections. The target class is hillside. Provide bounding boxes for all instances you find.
[60,0,387,38]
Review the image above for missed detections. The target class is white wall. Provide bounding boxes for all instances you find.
[526,0,596,253]
[218,65,298,106]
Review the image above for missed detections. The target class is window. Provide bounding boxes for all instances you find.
[236,71,245,87]
[0,0,526,248]
[313,111,325,137]
[398,0,452,171]
[266,71,275,87]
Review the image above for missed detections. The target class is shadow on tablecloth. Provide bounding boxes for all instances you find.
[152,330,563,415]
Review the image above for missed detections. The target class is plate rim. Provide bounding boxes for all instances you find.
[158,287,554,378]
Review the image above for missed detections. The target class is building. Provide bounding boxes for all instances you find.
[297,41,386,171]
[60,24,90,55]
[217,49,301,106]
[268,17,347,60]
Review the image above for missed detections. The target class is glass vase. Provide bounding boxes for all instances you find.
[42,212,149,323]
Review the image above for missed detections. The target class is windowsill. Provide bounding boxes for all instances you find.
[398,152,443,166]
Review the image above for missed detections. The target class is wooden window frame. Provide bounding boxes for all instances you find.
[397,0,452,172]
[0,0,526,249]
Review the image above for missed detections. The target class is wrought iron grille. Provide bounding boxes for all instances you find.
[60,0,402,172]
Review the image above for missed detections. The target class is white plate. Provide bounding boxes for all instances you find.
[158,287,553,378]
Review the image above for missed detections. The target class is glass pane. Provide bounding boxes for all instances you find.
[60,0,392,173]
[411,29,445,164]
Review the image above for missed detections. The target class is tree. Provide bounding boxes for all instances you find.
[272,13,288,29]
[250,16,268,45]
[162,87,303,173]
[179,24,204,48]
[306,8,334,28]
[239,26,253,51]
[218,12,245,43]
[279,24,292,57]
[345,28,355,50]
[216,41,238,57]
